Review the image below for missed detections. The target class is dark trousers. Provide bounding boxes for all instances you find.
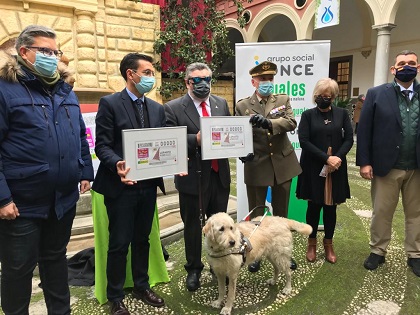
[0,206,75,315]
[104,186,157,302]
[179,170,229,273]
[306,201,337,239]
[246,179,292,218]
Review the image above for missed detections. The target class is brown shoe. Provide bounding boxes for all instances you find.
[109,301,130,315]
[323,238,337,264]
[306,238,317,262]
[132,288,165,308]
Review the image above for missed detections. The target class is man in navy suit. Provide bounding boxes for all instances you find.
[93,53,166,314]
[357,50,420,277]
[164,62,231,291]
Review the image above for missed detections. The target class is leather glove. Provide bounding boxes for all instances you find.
[239,153,254,164]
[250,114,272,130]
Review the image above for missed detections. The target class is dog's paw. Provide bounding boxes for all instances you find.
[220,306,232,315]
[211,300,223,309]
[266,278,276,286]
[282,286,292,295]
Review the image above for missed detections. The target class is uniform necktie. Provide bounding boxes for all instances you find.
[136,98,145,128]
[200,102,219,172]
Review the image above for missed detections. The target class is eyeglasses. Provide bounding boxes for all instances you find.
[189,76,212,84]
[132,69,155,77]
[26,46,63,58]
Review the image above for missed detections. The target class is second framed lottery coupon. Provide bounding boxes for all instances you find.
[122,126,187,181]
[200,116,253,160]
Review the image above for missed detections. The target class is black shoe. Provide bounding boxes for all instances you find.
[407,258,420,277]
[248,260,261,273]
[132,288,165,308]
[364,253,385,270]
[109,301,130,315]
[290,258,298,270]
[186,272,200,291]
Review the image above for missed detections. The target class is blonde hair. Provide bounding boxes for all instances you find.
[312,78,339,103]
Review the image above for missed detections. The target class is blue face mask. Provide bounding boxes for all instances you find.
[257,81,274,97]
[133,73,155,95]
[28,52,58,77]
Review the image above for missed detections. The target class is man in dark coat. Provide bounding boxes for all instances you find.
[164,62,231,292]
[356,50,420,277]
[0,25,93,315]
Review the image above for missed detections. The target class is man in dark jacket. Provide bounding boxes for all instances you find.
[0,25,94,314]
[357,50,420,277]
[164,62,231,292]
[92,53,166,314]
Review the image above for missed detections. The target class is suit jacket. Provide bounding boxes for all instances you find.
[164,94,231,195]
[235,92,301,186]
[356,81,420,177]
[92,89,166,198]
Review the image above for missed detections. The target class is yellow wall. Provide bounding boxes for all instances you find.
[0,0,162,103]
[0,0,235,108]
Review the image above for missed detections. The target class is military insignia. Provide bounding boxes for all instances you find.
[245,109,250,115]
[262,63,270,71]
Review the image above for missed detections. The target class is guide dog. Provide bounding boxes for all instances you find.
[203,212,312,315]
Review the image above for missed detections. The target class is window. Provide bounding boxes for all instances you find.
[329,56,353,99]
[295,0,307,9]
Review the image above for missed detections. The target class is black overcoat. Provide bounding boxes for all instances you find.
[296,106,353,204]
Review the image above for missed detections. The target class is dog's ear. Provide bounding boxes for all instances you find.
[202,220,215,242]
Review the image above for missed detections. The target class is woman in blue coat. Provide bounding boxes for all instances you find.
[296,78,353,264]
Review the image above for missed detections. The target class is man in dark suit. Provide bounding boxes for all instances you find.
[164,62,231,291]
[357,50,420,277]
[93,53,166,315]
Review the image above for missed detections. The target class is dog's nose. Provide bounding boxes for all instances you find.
[229,240,235,247]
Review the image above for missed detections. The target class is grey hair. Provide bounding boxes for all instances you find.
[185,62,212,79]
[312,78,339,103]
[15,25,56,52]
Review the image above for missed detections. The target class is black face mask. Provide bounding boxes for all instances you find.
[395,65,418,83]
[315,95,332,109]
[192,81,211,99]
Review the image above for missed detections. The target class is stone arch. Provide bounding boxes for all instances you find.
[363,0,402,25]
[246,4,300,42]
[225,18,246,43]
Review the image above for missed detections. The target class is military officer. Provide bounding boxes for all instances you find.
[235,61,302,272]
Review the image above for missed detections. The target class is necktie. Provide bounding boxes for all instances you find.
[402,89,412,101]
[200,102,219,172]
[136,98,145,128]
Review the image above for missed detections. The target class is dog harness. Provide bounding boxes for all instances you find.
[208,232,252,267]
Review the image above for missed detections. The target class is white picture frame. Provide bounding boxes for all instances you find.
[200,116,254,160]
[122,126,188,181]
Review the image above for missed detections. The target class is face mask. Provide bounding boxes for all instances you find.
[27,52,58,77]
[133,74,155,95]
[394,65,418,83]
[192,80,211,99]
[257,81,274,97]
[315,95,332,109]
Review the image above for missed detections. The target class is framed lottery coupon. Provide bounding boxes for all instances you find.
[200,116,253,160]
[122,126,187,181]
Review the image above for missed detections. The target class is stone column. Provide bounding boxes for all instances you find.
[372,23,396,86]
[75,10,98,88]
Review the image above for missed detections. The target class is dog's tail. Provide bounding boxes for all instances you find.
[284,219,313,235]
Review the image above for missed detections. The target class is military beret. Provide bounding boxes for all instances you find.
[249,61,278,77]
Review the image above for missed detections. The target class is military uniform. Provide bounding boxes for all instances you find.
[235,61,301,218]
